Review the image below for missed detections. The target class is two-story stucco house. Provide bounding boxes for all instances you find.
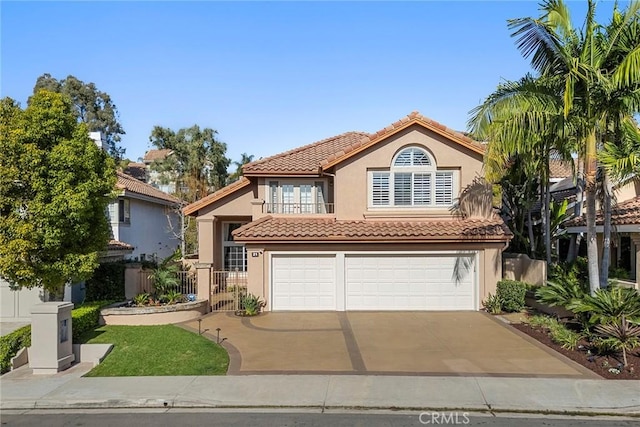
[108,171,182,262]
[184,112,512,311]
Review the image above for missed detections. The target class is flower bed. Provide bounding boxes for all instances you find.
[99,300,208,326]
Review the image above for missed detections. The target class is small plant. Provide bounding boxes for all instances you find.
[571,286,640,326]
[482,293,502,314]
[594,316,640,367]
[133,292,150,306]
[164,290,184,305]
[496,280,527,312]
[536,280,586,309]
[240,293,265,316]
[148,251,180,296]
[549,325,583,351]
[528,314,559,330]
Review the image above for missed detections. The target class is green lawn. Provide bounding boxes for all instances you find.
[80,325,229,377]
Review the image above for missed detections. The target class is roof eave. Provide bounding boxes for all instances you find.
[320,118,485,171]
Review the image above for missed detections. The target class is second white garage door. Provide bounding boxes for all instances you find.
[345,255,475,310]
[271,255,337,310]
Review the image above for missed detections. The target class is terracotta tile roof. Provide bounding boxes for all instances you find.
[107,239,134,251]
[321,112,485,169]
[116,171,182,205]
[232,216,512,243]
[123,162,147,181]
[183,177,251,216]
[143,149,173,163]
[241,112,485,176]
[566,196,640,227]
[242,132,370,175]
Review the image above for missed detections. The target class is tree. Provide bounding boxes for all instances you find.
[469,74,573,263]
[149,125,230,255]
[229,152,255,183]
[473,0,640,294]
[148,125,230,203]
[0,90,117,297]
[33,74,126,159]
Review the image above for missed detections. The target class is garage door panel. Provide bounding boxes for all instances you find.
[272,256,336,311]
[345,255,475,311]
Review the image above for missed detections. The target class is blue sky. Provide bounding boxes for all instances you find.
[0,1,614,165]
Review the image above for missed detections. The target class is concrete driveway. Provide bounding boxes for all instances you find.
[181,312,598,378]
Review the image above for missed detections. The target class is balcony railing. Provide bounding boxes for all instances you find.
[264,203,335,215]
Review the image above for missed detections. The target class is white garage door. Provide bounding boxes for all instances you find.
[345,255,475,310]
[1,278,45,321]
[272,255,337,310]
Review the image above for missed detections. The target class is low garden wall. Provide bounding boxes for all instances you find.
[99,300,208,326]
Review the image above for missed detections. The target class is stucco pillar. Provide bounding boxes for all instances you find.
[29,302,75,374]
[251,199,265,220]
[195,263,212,311]
[246,245,265,306]
[197,218,215,265]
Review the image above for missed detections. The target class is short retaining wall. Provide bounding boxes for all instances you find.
[503,253,547,286]
[100,300,208,326]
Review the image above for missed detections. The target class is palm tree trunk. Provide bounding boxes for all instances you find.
[544,154,552,265]
[585,127,601,296]
[600,173,613,288]
[527,210,536,257]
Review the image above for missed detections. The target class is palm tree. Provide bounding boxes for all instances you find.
[228,152,255,183]
[485,0,640,294]
[469,74,572,264]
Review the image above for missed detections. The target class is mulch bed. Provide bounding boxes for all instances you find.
[512,322,640,380]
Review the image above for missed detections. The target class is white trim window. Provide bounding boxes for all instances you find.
[118,199,130,223]
[267,181,328,214]
[222,223,247,272]
[369,147,457,208]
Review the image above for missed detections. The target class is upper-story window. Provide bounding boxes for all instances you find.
[369,146,456,208]
[118,199,130,223]
[266,181,331,214]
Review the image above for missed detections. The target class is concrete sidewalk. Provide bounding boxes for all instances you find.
[1,365,639,415]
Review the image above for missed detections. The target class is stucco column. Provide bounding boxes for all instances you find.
[195,263,212,311]
[251,199,265,220]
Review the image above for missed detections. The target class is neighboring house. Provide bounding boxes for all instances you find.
[123,162,148,182]
[143,149,177,194]
[108,171,183,262]
[564,181,640,289]
[184,112,512,312]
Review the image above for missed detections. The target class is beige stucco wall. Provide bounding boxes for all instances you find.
[615,180,640,204]
[246,242,504,311]
[333,125,484,220]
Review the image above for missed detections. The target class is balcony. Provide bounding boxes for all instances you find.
[264,202,335,215]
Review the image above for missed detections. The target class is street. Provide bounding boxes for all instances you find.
[1,411,637,426]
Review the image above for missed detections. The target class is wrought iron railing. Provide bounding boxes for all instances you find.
[263,202,334,214]
[210,270,248,312]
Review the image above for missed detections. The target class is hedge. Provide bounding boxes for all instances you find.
[496,279,527,312]
[0,300,112,374]
[85,262,125,302]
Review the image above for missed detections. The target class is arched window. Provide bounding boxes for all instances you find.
[369,147,455,207]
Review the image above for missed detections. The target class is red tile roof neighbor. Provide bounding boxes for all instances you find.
[116,171,181,205]
[567,196,640,227]
[242,132,370,175]
[123,162,147,181]
[549,159,574,179]
[143,149,173,162]
[232,216,512,243]
[107,240,134,251]
[183,177,251,216]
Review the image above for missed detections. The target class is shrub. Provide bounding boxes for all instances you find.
[72,300,112,341]
[240,293,265,316]
[528,315,583,350]
[609,266,630,280]
[571,286,640,326]
[496,280,527,312]
[85,261,125,302]
[594,316,640,367]
[482,293,502,314]
[133,292,150,306]
[0,325,31,374]
[0,300,111,374]
[548,257,589,291]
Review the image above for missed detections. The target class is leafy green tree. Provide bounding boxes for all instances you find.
[148,125,230,203]
[0,90,116,297]
[33,73,126,159]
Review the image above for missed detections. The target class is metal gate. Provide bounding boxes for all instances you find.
[210,270,248,311]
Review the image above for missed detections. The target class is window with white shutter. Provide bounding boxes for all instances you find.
[368,147,456,208]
